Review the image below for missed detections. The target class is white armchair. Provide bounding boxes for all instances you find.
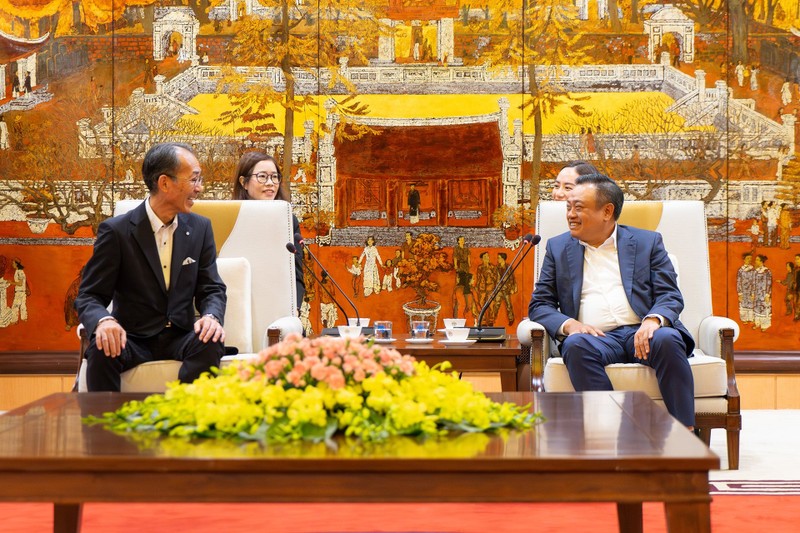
[76,200,302,393]
[518,200,742,469]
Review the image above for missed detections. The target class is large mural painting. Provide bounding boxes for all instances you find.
[1,0,800,353]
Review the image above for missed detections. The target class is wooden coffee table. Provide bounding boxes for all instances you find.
[0,391,718,533]
[384,334,527,391]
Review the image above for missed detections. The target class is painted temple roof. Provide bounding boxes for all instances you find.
[0,28,49,64]
[335,122,503,179]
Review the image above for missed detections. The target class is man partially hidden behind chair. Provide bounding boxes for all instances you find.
[76,143,227,391]
[528,174,695,429]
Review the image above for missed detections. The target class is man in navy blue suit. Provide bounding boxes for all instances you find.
[76,143,227,391]
[528,174,695,428]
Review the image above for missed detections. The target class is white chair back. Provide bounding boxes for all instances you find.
[113,199,297,351]
[534,200,712,340]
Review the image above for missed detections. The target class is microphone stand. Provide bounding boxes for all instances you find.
[471,234,539,341]
[287,244,350,326]
[289,236,371,336]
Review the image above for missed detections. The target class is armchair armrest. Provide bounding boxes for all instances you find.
[697,316,740,416]
[697,316,740,357]
[516,319,549,392]
[262,316,303,349]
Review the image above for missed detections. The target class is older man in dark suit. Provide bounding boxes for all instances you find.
[528,174,695,428]
[76,142,226,391]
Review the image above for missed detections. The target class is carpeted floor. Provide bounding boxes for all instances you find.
[709,410,800,495]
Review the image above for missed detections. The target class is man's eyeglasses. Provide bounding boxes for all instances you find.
[166,173,204,187]
[250,172,281,184]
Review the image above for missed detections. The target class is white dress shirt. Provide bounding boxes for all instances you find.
[145,197,178,290]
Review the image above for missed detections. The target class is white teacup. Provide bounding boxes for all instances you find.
[444,327,470,341]
[338,325,362,338]
[348,318,370,327]
[443,318,467,328]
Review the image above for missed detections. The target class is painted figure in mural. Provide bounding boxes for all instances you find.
[585,128,596,158]
[476,251,499,325]
[493,252,517,324]
[0,257,13,328]
[736,253,756,324]
[452,236,478,321]
[734,61,745,87]
[401,231,415,260]
[407,184,421,224]
[794,255,800,321]
[749,219,761,251]
[75,142,227,392]
[382,259,394,292]
[781,80,793,106]
[24,72,32,94]
[346,256,361,297]
[64,267,84,331]
[12,116,23,151]
[299,293,313,337]
[0,115,8,150]
[10,259,28,324]
[752,255,773,332]
[359,235,383,297]
[319,271,338,328]
[779,262,795,317]
[552,161,599,201]
[528,174,696,429]
[761,200,780,247]
[10,72,20,98]
[231,151,305,307]
[779,203,792,250]
[749,64,760,91]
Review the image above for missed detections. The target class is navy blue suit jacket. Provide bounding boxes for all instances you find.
[528,224,694,356]
[76,202,227,338]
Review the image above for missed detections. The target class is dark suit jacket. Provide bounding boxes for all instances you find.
[76,202,227,339]
[528,224,694,356]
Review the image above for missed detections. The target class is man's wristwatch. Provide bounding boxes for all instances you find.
[203,313,220,323]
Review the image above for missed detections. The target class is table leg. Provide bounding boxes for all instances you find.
[54,503,82,533]
[500,370,517,392]
[616,502,643,533]
[664,501,711,533]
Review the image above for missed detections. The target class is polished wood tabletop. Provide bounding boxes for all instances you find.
[0,391,718,533]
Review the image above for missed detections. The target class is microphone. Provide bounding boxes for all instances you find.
[287,234,369,336]
[472,233,541,341]
[286,242,350,325]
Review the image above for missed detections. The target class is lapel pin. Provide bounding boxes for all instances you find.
[186,231,190,236]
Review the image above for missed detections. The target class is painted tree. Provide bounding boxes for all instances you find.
[674,0,726,29]
[214,0,388,198]
[555,97,726,203]
[775,158,800,207]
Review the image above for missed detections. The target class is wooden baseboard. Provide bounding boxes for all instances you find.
[0,352,80,375]
[1,350,799,375]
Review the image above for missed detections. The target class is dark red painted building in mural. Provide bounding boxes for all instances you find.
[387,0,459,20]
[334,122,503,228]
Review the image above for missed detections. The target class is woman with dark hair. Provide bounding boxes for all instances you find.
[232,151,305,306]
[552,160,599,201]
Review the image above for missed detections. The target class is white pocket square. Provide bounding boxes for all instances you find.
[182,257,196,266]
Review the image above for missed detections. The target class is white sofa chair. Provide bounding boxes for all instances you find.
[76,200,302,392]
[518,200,742,469]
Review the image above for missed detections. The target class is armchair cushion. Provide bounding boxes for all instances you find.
[542,351,728,399]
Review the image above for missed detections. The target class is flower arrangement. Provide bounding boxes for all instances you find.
[87,334,541,443]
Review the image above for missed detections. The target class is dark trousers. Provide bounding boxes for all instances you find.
[86,326,224,392]
[560,325,695,427]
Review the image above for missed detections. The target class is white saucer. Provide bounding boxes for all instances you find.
[440,339,477,346]
[373,338,397,344]
[405,338,434,344]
